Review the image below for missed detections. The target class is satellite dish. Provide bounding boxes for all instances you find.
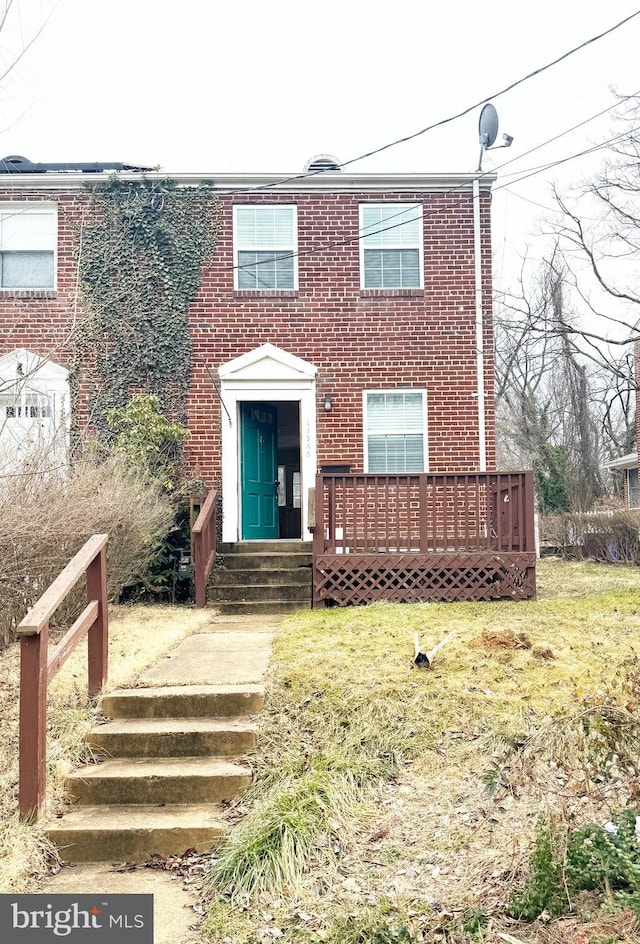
[478,104,499,148]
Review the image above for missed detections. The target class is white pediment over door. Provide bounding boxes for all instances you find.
[218,344,318,386]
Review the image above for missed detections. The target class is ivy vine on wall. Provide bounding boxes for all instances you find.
[72,176,220,438]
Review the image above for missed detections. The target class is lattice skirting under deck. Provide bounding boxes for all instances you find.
[313,552,536,606]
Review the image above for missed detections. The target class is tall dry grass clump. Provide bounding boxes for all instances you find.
[0,453,174,646]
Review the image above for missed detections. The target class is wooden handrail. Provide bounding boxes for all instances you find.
[17,533,109,820]
[193,488,218,608]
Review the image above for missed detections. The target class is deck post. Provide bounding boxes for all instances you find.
[523,470,536,553]
[19,626,49,819]
[86,546,109,698]
[192,488,218,608]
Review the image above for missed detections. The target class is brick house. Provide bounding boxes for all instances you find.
[0,157,536,605]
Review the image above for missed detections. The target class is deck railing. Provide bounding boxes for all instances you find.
[17,534,108,819]
[314,471,535,555]
[192,488,218,608]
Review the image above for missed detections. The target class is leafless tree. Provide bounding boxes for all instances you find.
[495,249,608,511]
[530,94,640,388]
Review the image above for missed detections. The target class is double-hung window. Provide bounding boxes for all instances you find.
[0,206,56,289]
[364,390,427,473]
[234,205,297,290]
[360,203,422,289]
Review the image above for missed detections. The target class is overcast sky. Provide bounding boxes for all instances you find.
[3,0,640,296]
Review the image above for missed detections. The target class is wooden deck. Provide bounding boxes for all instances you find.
[312,472,536,606]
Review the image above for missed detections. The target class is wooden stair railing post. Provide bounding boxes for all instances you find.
[19,626,49,819]
[87,545,108,698]
[192,488,218,608]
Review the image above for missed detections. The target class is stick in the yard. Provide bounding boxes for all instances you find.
[413,629,457,669]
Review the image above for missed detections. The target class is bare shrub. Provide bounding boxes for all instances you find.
[541,507,640,563]
[0,455,174,647]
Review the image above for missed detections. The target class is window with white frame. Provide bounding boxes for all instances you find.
[0,206,56,289]
[234,205,297,290]
[360,203,422,289]
[364,390,427,473]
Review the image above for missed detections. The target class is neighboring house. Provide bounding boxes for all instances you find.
[607,452,639,508]
[0,155,536,604]
[606,339,639,509]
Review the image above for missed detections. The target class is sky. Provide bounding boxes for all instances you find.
[2,0,640,299]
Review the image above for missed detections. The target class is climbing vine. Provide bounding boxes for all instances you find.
[72,176,220,437]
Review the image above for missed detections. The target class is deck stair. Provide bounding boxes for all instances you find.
[210,541,312,614]
[45,683,263,862]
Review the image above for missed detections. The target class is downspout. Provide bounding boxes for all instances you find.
[473,176,487,472]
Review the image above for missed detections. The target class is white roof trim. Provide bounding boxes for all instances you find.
[0,348,68,386]
[0,170,497,194]
[607,451,638,470]
[219,343,317,383]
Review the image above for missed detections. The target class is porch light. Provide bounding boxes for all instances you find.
[323,394,333,412]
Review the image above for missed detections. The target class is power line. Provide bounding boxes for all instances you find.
[230,110,640,281]
[216,9,640,197]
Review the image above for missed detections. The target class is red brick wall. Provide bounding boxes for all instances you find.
[0,190,88,367]
[0,184,496,482]
[188,188,496,481]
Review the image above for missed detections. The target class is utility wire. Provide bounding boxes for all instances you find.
[232,109,640,280]
[216,9,640,196]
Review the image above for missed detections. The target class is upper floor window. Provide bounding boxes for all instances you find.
[359,203,422,289]
[234,205,297,290]
[364,390,427,473]
[0,206,56,289]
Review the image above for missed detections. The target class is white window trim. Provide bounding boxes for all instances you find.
[0,203,57,291]
[233,204,298,290]
[359,202,424,290]
[362,388,428,473]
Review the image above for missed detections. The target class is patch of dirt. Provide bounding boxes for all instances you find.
[469,628,533,651]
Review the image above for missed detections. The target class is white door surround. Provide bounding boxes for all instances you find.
[218,343,318,542]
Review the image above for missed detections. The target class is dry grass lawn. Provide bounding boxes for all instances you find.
[203,558,640,944]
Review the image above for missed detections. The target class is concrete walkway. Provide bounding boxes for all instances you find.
[38,613,279,944]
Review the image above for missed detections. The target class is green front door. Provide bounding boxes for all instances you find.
[241,403,279,540]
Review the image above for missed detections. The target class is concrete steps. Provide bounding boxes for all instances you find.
[212,542,312,614]
[47,805,226,862]
[66,756,252,805]
[101,684,264,719]
[88,717,258,757]
[46,684,262,862]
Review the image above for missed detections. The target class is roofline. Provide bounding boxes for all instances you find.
[607,451,638,470]
[0,170,498,194]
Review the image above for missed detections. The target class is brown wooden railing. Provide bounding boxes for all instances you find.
[17,534,108,819]
[192,488,218,608]
[314,471,535,555]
